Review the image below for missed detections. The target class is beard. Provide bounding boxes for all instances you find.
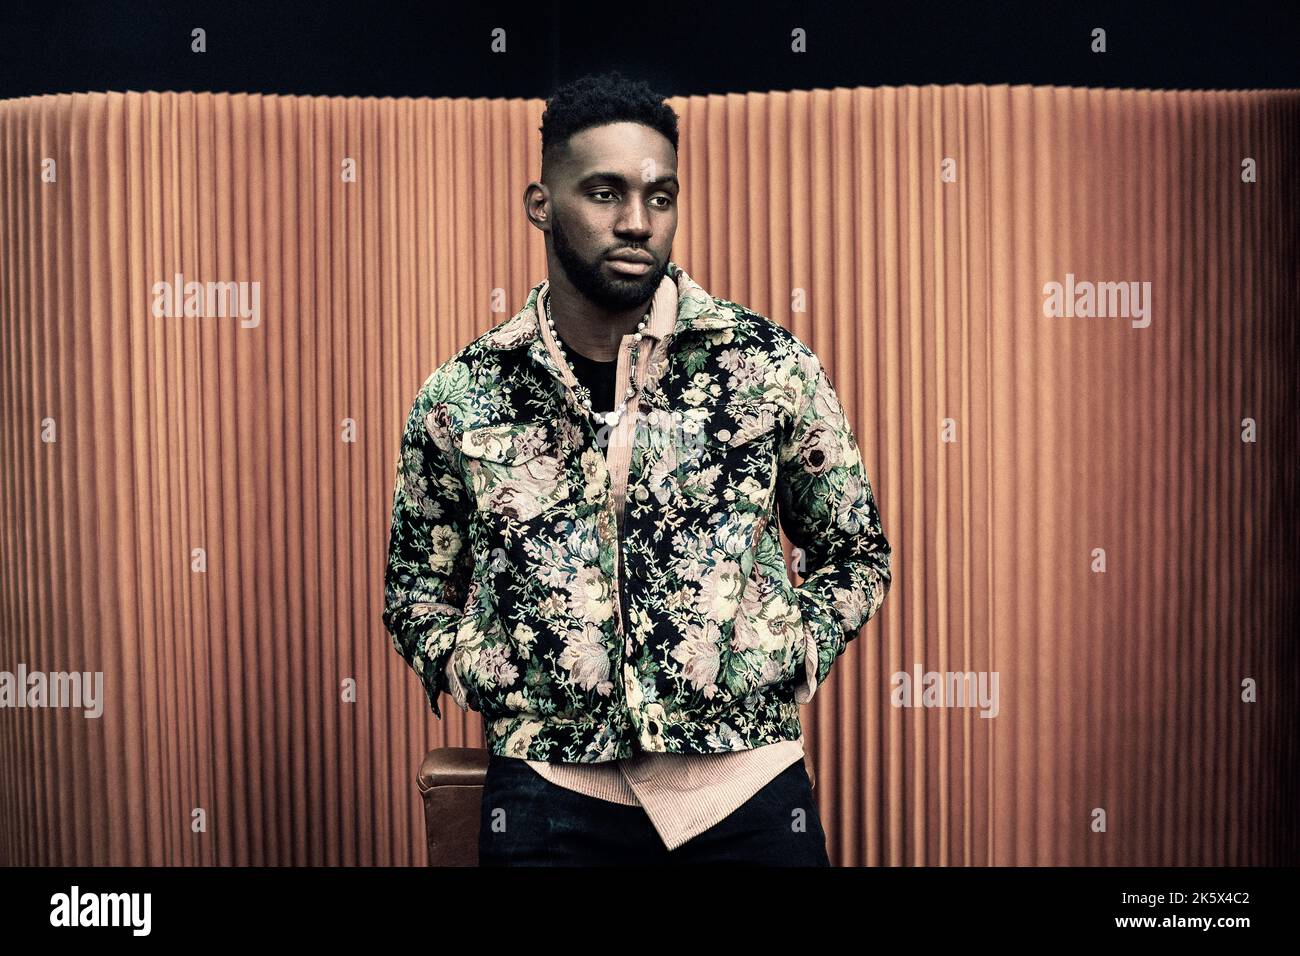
[550,209,669,311]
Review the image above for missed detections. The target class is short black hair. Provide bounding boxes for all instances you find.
[539,70,679,179]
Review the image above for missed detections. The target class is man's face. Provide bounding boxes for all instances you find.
[545,121,678,311]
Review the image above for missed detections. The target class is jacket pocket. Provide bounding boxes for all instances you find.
[458,421,571,522]
[683,401,783,525]
[450,588,523,718]
[691,401,782,455]
[722,558,805,698]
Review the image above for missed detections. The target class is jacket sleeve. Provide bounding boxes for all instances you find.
[775,349,891,704]
[381,373,475,719]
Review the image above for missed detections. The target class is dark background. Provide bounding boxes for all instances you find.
[0,0,1297,101]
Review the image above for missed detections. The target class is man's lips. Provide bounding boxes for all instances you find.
[607,253,654,275]
[607,249,654,264]
[607,259,654,275]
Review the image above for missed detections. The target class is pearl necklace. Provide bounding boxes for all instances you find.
[544,291,648,428]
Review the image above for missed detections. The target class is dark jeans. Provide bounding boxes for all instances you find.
[477,752,831,866]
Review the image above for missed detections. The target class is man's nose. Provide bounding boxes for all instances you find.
[615,199,652,236]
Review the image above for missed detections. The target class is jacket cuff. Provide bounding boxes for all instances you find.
[406,603,465,719]
[792,618,820,704]
[442,653,472,713]
[790,585,851,691]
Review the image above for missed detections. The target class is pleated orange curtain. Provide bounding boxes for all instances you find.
[0,85,1296,866]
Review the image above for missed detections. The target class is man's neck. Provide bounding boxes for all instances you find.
[545,279,654,363]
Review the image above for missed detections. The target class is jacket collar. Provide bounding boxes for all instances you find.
[479,260,739,354]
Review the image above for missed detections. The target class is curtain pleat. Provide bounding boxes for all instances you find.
[0,86,1295,865]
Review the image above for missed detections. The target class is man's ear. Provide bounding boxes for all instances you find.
[524,182,550,228]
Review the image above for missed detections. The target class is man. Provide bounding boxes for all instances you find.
[382,71,891,865]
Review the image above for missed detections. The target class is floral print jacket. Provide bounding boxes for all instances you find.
[382,260,891,762]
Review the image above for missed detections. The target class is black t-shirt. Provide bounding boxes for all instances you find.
[557,333,617,412]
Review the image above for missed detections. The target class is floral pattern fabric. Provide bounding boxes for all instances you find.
[382,261,891,762]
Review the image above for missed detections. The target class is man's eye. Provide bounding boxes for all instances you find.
[591,189,615,200]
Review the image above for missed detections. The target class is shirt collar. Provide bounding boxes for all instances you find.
[535,264,679,362]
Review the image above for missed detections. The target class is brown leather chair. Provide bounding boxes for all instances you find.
[419,746,490,866]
